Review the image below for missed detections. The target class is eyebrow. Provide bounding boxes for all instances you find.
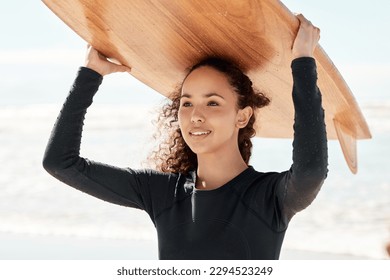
[181,93,225,99]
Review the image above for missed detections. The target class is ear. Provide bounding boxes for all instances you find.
[236,106,253,128]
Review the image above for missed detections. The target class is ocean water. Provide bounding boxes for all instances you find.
[0,100,389,259]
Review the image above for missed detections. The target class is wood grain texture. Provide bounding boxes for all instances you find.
[42,0,371,172]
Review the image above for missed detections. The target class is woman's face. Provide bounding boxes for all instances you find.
[178,66,250,156]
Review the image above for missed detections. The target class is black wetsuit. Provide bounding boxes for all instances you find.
[43,57,328,260]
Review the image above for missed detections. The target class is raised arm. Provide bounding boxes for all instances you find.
[42,47,153,209]
[280,15,328,221]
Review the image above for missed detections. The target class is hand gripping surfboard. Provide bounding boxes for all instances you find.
[42,0,371,173]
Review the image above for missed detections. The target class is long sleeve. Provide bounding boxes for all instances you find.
[43,67,102,173]
[42,67,178,217]
[278,57,328,222]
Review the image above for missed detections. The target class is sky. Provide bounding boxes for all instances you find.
[0,0,389,106]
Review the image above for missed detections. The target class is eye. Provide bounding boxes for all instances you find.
[207,101,219,106]
[181,101,192,107]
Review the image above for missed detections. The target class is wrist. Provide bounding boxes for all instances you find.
[292,52,314,60]
[84,61,105,76]
[80,66,104,78]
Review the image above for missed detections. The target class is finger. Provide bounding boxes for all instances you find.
[86,44,98,56]
[86,45,99,59]
[296,13,308,23]
[98,51,108,61]
[296,14,316,28]
[121,65,132,73]
[110,63,131,74]
[117,65,132,73]
[106,57,131,72]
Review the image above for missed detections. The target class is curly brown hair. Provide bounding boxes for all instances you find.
[148,57,270,174]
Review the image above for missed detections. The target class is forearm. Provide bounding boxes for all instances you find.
[43,67,102,172]
[291,57,328,174]
[284,57,328,218]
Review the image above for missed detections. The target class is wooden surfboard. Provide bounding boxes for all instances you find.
[42,0,371,173]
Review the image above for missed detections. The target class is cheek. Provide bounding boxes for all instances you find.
[215,109,238,124]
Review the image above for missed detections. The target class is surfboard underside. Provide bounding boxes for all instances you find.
[42,0,371,173]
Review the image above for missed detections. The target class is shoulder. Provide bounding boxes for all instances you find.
[237,166,286,185]
[231,166,288,195]
[230,167,290,228]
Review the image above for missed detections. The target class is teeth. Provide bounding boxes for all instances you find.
[190,131,210,136]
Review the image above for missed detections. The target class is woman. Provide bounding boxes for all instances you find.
[43,14,328,259]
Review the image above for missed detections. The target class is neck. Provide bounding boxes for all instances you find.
[196,148,248,190]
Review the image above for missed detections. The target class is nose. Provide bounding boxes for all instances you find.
[190,107,205,124]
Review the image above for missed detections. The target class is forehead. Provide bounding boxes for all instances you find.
[181,66,235,96]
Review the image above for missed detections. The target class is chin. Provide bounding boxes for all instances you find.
[186,142,213,155]
[187,145,209,155]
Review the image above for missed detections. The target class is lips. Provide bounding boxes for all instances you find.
[189,130,211,136]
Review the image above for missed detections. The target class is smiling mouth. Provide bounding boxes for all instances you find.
[189,131,211,136]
